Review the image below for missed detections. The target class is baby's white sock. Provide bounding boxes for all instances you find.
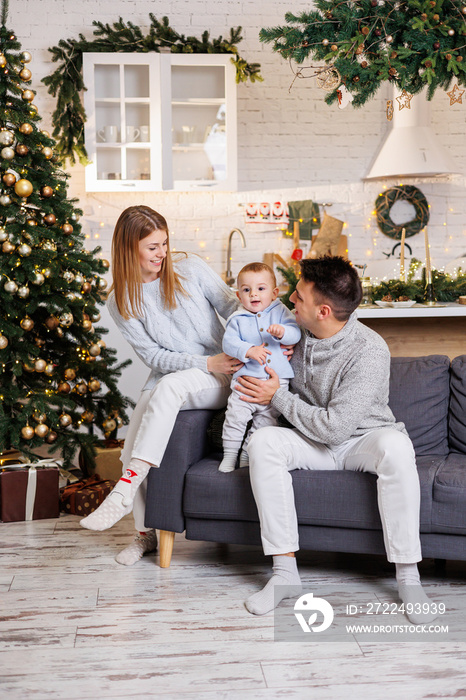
[245,555,302,616]
[239,450,249,468]
[115,530,158,566]
[218,449,238,473]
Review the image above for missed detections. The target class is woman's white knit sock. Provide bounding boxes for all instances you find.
[115,530,158,566]
[80,459,152,531]
[245,555,302,616]
[396,563,437,624]
[218,449,238,473]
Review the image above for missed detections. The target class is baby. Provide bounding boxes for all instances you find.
[219,262,301,472]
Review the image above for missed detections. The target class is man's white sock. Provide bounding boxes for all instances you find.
[396,563,436,624]
[245,555,302,616]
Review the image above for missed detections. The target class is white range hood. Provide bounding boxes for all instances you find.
[364,87,460,179]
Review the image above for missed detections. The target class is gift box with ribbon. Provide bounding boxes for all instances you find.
[0,458,62,523]
[78,439,124,482]
[60,474,116,516]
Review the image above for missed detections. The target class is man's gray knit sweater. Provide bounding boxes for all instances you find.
[107,255,238,391]
[271,312,406,447]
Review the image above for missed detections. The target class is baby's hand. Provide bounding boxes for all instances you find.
[267,324,285,340]
[246,344,271,365]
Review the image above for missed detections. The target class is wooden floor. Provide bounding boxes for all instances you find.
[1,514,466,699]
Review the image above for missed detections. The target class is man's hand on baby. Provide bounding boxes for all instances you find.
[267,324,285,339]
[246,344,271,365]
[236,367,280,404]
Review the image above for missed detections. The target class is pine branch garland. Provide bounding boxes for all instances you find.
[43,16,263,166]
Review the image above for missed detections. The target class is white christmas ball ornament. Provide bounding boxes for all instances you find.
[0,130,14,145]
[1,147,15,160]
[4,279,18,293]
[32,272,45,285]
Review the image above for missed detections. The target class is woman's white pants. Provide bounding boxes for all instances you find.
[121,368,230,531]
[247,426,422,564]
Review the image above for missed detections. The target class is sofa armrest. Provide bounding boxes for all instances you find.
[144,409,216,533]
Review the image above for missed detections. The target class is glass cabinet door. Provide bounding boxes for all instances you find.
[83,53,165,192]
[83,53,236,192]
[168,54,237,191]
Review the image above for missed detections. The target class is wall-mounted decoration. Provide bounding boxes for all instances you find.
[375,185,430,239]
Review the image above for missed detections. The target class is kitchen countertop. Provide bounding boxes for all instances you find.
[357,302,466,319]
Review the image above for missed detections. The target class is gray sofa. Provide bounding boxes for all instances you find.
[145,355,466,567]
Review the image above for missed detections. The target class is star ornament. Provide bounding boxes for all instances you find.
[447,83,465,106]
[396,89,414,110]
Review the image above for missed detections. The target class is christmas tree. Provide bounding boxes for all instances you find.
[260,1,466,107]
[0,4,131,468]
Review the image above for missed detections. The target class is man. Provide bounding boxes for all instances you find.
[237,256,434,624]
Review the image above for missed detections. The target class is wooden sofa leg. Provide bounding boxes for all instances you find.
[159,530,175,568]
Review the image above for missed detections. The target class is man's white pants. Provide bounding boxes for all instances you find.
[247,426,422,563]
[120,368,230,531]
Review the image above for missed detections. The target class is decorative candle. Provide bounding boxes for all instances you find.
[400,227,406,282]
[424,227,431,279]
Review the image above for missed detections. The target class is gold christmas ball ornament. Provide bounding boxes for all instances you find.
[34,359,46,372]
[76,382,87,395]
[45,430,58,444]
[21,425,35,440]
[0,54,6,68]
[34,423,49,438]
[59,413,72,427]
[45,315,59,330]
[2,240,15,253]
[3,172,16,186]
[41,130,50,138]
[43,213,56,225]
[62,223,73,235]
[97,339,106,348]
[21,51,32,63]
[74,274,84,286]
[22,89,34,102]
[66,292,76,302]
[27,218,37,226]
[63,271,75,283]
[0,130,15,145]
[91,312,101,322]
[361,26,370,36]
[17,285,30,298]
[20,316,34,331]
[386,35,393,43]
[15,144,29,156]
[0,226,7,241]
[331,44,338,52]
[0,334,8,349]
[82,319,92,331]
[57,381,71,394]
[19,123,33,135]
[102,418,117,434]
[88,344,101,357]
[322,39,329,46]
[88,379,101,392]
[42,146,53,160]
[98,277,108,290]
[33,412,47,423]
[40,185,53,198]
[18,243,32,256]
[448,29,455,36]
[82,411,94,423]
[15,179,33,197]
[59,312,73,327]
[101,259,110,269]
[0,194,11,206]
[32,272,45,285]
[19,67,32,81]
[81,282,92,294]
[4,279,18,293]
[44,363,54,376]
[64,368,76,381]
[1,146,15,160]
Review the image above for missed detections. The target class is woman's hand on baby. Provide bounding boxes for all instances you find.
[246,344,271,365]
[267,324,285,339]
[207,352,244,375]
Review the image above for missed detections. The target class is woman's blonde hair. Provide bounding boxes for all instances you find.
[110,205,186,319]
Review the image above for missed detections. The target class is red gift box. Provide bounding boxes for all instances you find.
[0,462,60,523]
[60,474,116,516]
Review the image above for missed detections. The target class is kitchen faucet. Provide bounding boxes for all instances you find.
[225,228,246,286]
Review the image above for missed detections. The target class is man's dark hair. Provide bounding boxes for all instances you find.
[299,256,362,321]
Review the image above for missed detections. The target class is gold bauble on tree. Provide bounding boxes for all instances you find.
[59,413,72,427]
[21,51,32,63]
[88,379,101,392]
[57,381,71,394]
[40,185,53,198]
[20,316,34,331]
[45,431,58,444]
[0,54,6,68]
[19,123,33,135]
[44,364,54,376]
[82,411,94,423]
[62,223,73,235]
[88,344,101,357]
[64,368,76,381]
[43,213,56,225]
[0,334,8,349]
[42,146,53,159]
[76,382,87,395]
[34,359,46,372]
[34,423,49,438]
[22,89,34,102]
[45,315,59,330]
[102,418,117,434]
[19,67,32,81]
[15,143,28,156]
[14,179,33,197]
[21,425,35,440]
[3,172,16,186]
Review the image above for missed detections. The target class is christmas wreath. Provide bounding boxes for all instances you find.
[375,185,430,239]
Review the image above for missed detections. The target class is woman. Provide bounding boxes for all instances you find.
[80,205,242,565]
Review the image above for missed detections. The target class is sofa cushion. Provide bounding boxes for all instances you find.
[449,355,466,453]
[432,453,466,534]
[389,356,450,456]
[183,454,439,533]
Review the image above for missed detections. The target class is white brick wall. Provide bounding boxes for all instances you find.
[8,1,466,404]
